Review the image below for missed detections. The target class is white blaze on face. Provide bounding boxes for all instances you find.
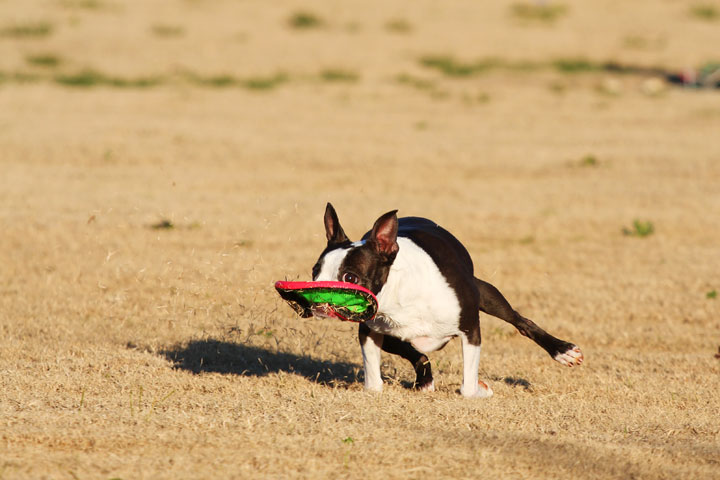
[314,247,350,281]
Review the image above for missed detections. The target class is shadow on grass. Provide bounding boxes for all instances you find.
[159,339,361,387]
[491,375,533,391]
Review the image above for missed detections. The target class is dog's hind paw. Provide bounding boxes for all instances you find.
[417,379,435,392]
[554,345,584,367]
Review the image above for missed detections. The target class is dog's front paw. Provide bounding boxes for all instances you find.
[364,381,383,393]
[554,345,584,367]
[461,380,493,398]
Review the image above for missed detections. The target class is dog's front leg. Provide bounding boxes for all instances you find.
[358,323,383,392]
[460,333,493,398]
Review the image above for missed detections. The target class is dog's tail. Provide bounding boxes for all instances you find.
[474,277,583,366]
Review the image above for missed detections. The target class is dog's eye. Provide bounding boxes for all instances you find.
[342,272,359,284]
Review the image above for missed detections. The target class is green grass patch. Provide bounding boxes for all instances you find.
[55,71,105,87]
[203,75,237,87]
[25,54,61,68]
[57,70,288,90]
[242,73,288,90]
[288,11,323,29]
[707,290,718,299]
[256,328,274,338]
[150,219,174,230]
[395,74,449,99]
[107,76,163,88]
[580,154,599,167]
[518,235,535,245]
[419,56,501,77]
[186,73,238,87]
[420,56,481,76]
[55,70,162,88]
[419,56,541,77]
[420,55,625,76]
[396,73,436,91]
[1,22,54,38]
[622,220,655,238]
[511,2,568,22]
[385,19,413,33]
[60,0,106,8]
[151,24,185,37]
[553,58,602,73]
[689,4,719,20]
[319,69,359,82]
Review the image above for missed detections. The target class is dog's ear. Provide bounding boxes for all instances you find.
[370,210,399,258]
[324,203,349,245]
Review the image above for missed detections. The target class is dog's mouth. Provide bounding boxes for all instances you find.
[310,303,338,319]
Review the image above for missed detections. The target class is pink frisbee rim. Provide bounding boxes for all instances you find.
[274,280,377,303]
[274,280,378,322]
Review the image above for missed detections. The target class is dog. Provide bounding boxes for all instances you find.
[312,203,583,397]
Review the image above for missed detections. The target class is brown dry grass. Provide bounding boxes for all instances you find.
[1,1,720,479]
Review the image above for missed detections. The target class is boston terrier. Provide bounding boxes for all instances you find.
[312,203,583,398]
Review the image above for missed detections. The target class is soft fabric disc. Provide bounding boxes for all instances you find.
[274,281,378,323]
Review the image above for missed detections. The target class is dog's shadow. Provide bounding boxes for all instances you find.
[160,339,361,387]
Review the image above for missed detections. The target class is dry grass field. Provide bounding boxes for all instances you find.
[2,0,720,478]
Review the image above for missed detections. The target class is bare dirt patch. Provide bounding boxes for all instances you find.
[1,1,719,479]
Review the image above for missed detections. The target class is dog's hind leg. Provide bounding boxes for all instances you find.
[474,277,584,366]
[358,324,434,391]
[381,333,435,391]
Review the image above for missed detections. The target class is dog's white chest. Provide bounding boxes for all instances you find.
[369,238,462,341]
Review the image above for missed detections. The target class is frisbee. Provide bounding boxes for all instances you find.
[274,280,378,323]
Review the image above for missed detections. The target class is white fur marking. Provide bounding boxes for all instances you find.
[369,238,462,344]
[460,334,493,398]
[418,379,435,392]
[361,330,384,392]
[410,336,452,354]
[314,247,350,281]
[554,345,584,367]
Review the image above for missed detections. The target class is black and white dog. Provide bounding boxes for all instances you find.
[312,203,583,398]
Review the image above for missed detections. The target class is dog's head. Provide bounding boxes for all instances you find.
[312,203,399,295]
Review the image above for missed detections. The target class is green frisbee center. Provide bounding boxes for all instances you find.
[296,288,370,313]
